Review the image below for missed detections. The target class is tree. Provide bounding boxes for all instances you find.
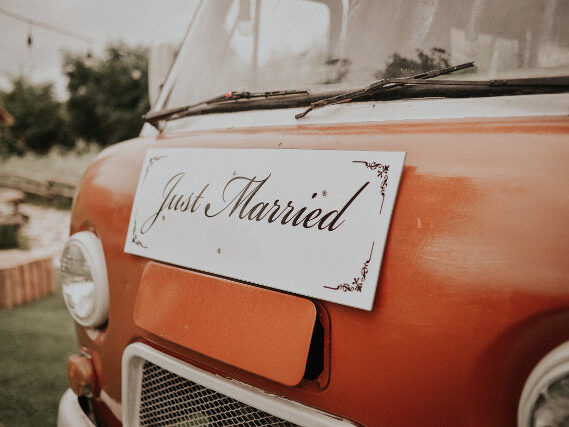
[0,78,73,156]
[64,44,150,147]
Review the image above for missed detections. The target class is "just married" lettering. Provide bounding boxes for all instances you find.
[141,172,369,234]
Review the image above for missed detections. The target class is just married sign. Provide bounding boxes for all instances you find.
[125,148,405,310]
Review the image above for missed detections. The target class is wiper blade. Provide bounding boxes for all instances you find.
[295,61,475,119]
[385,76,569,87]
[145,89,309,130]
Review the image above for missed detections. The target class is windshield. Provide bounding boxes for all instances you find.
[161,0,569,110]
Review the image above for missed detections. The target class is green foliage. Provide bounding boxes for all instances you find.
[0,78,73,156]
[0,224,20,249]
[378,48,451,79]
[64,44,150,146]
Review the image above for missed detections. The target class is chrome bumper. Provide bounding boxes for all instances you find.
[57,388,95,427]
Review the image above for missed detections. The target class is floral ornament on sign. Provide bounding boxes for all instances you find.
[323,241,374,292]
[131,216,147,249]
[135,155,168,246]
[143,155,167,182]
[353,160,390,214]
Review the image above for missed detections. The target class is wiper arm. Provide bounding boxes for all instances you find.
[295,61,475,119]
[145,89,309,130]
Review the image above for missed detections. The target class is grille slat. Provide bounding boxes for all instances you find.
[139,361,297,426]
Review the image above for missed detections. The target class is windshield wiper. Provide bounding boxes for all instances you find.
[145,89,309,130]
[145,64,473,129]
[296,63,569,119]
[146,61,569,129]
[295,61,475,119]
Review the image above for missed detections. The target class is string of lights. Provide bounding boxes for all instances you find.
[0,6,93,45]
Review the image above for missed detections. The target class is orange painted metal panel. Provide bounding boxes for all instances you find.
[134,262,316,386]
[69,116,569,425]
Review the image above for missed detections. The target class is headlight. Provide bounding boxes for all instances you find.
[519,341,569,427]
[60,231,109,328]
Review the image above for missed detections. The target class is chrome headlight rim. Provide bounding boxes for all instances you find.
[518,341,569,427]
[61,231,109,328]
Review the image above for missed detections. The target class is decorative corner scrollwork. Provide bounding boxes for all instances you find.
[323,241,374,292]
[143,155,167,181]
[353,160,390,214]
[131,218,148,249]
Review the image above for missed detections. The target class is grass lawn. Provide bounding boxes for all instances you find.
[0,292,77,426]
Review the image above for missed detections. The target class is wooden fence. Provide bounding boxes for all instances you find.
[0,250,55,308]
[0,172,76,200]
[0,173,72,307]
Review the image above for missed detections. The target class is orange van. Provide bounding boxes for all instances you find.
[57,1,569,426]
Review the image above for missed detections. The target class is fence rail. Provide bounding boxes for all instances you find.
[0,172,76,200]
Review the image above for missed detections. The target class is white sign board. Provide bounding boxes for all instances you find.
[125,148,405,310]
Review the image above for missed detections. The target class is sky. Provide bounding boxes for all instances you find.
[0,0,198,98]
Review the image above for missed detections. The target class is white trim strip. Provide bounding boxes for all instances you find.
[122,343,355,427]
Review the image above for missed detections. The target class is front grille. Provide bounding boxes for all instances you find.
[139,361,296,426]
